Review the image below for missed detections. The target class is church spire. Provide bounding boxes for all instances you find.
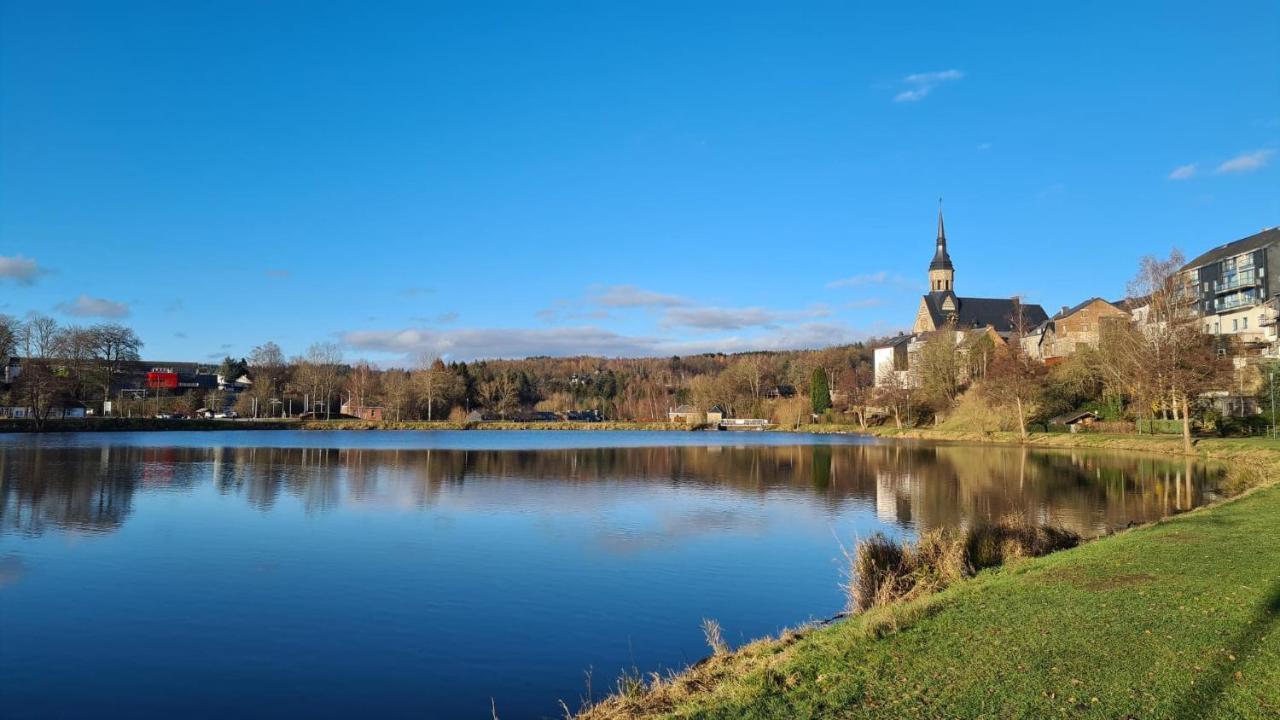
[928,199,955,293]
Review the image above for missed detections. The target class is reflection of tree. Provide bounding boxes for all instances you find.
[0,442,1223,539]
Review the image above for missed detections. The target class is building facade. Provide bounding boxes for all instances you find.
[1182,227,1280,344]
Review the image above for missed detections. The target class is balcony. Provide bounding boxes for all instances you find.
[1217,294,1261,312]
[1214,270,1261,294]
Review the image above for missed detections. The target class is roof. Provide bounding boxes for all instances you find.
[1050,410,1099,425]
[920,293,1049,334]
[1052,297,1123,320]
[671,404,698,413]
[1182,227,1280,271]
[876,333,917,349]
[929,206,953,271]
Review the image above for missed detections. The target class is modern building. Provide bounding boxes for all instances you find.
[1182,227,1280,344]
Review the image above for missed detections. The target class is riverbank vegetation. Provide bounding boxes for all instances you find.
[574,437,1280,719]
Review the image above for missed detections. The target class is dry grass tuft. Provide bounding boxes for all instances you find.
[700,618,730,656]
[850,518,1080,612]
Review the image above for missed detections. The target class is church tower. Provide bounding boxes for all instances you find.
[928,201,954,293]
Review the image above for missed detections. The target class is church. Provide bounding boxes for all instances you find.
[911,207,1047,335]
[874,208,1048,388]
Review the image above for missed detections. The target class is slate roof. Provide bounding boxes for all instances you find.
[1049,410,1098,425]
[1182,227,1280,271]
[920,292,1049,334]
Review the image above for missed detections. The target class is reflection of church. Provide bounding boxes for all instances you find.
[875,206,1049,388]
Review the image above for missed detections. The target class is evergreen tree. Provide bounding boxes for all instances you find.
[810,367,831,415]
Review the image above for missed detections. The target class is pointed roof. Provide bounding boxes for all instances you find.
[929,200,954,271]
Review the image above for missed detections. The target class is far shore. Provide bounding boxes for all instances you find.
[0,417,1256,459]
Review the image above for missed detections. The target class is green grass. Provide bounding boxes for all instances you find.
[580,443,1280,719]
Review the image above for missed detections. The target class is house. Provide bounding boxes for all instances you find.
[873,333,919,389]
[874,326,1005,390]
[339,401,384,421]
[1023,298,1130,363]
[3,356,20,384]
[1049,410,1099,433]
[1181,226,1280,344]
[910,206,1049,338]
[668,405,704,423]
[0,401,88,419]
[705,405,725,424]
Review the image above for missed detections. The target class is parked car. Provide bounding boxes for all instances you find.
[154,413,173,419]
[213,410,238,419]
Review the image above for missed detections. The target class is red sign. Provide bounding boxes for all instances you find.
[147,372,179,389]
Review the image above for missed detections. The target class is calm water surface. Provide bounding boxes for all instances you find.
[0,430,1221,719]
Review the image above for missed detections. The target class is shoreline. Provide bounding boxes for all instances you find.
[573,430,1280,719]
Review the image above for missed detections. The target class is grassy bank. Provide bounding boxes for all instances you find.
[578,433,1280,719]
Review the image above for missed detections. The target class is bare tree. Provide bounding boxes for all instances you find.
[304,342,343,420]
[89,323,142,411]
[981,302,1046,441]
[873,364,913,429]
[1127,251,1227,451]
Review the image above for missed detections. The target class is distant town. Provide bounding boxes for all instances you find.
[4,212,1279,441]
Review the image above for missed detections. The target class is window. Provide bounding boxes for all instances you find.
[1233,319,1239,331]
[1243,317,1249,330]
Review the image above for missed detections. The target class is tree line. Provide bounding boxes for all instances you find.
[0,311,882,425]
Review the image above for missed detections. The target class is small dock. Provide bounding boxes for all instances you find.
[718,418,773,431]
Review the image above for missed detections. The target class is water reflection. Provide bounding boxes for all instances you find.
[0,441,1220,538]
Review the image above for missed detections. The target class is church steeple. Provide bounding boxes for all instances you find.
[928,199,955,293]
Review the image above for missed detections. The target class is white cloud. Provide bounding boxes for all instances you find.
[0,255,44,285]
[341,321,867,361]
[264,269,291,278]
[894,69,963,102]
[844,299,884,309]
[1168,163,1197,180]
[662,304,831,331]
[55,294,131,318]
[1216,149,1274,174]
[343,326,661,360]
[589,284,689,308]
[826,271,888,288]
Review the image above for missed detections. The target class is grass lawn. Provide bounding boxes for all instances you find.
[581,450,1280,719]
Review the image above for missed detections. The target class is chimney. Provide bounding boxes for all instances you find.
[1060,306,1069,316]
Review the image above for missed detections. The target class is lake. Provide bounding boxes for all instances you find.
[0,430,1221,719]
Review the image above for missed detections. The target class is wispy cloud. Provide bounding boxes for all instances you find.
[402,286,435,298]
[1216,149,1274,174]
[977,142,992,151]
[844,299,884,309]
[55,294,131,318]
[826,271,918,292]
[341,321,866,362]
[0,255,45,285]
[1168,163,1197,180]
[662,304,831,332]
[265,269,291,278]
[589,284,689,308]
[894,69,963,102]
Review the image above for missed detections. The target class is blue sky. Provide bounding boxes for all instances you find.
[2,1,1277,364]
